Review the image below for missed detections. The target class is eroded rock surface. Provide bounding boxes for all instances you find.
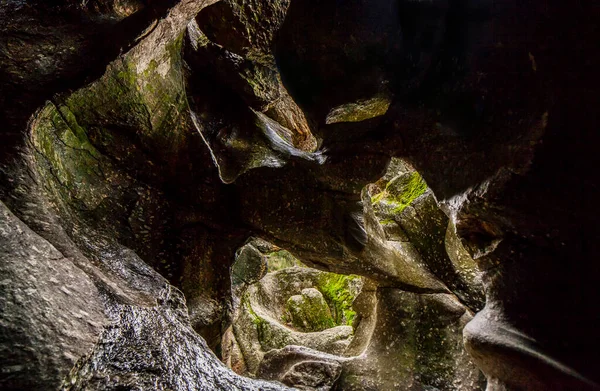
[1,0,599,390]
[0,0,288,390]
[0,202,108,390]
[225,261,361,376]
[369,159,485,311]
[258,346,346,391]
[224,244,482,390]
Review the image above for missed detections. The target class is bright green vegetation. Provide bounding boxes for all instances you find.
[318,273,361,326]
[371,171,428,215]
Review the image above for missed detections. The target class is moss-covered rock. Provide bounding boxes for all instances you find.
[325,94,392,125]
[286,288,335,332]
[371,170,428,215]
[30,102,117,211]
[231,289,353,376]
[25,3,245,352]
[225,259,363,377]
[317,274,361,327]
[266,249,305,272]
[60,34,191,186]
[368,158,485,311]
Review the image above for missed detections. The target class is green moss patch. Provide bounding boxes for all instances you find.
[30,102,115,210]
[286,288,335,332]
[317,273,361,326]
[371,171,428,215]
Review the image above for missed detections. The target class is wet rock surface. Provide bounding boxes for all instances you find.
[0,193,291,391]
[0,202,108,391]
[258,346,345,391]
[63,287,289,391]
[334,289,484,391]
[1,0,600,390]
[225,246,482,390]
[225,262,360,376]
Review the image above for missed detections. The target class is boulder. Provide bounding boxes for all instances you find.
[286,288,336,332]
[226,266,361,375]
[258,345,346,391]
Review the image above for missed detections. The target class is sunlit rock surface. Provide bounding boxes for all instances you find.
[225,254,361,377]
[225,247,483,390]
[369,159,485,311]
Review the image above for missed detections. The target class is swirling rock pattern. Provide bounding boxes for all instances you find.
[1,0,599,390]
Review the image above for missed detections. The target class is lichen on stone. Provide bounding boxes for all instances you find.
[325,93,392,124]
[317,273,361,327]
[286,288,336,332]
[266,249,304,272]
[371,171,428,215]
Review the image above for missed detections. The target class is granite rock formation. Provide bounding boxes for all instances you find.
[1,0,599,390]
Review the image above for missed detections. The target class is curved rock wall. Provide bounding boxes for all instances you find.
[1,0,599,390]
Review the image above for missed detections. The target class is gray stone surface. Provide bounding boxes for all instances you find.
[0,201,108,391]
[227,266,359,375]
[258,345,346,390]
[3,0,600,390]
[64,287,290,391]
[335,289,485,391]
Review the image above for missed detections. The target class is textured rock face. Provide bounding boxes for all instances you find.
[336,289,484,391]
[62,288,289,391]
[273,1,600,390]
[0,0,219,161]
[1,0,600,390]
[225,246,482,390]
[0,202,108,390]
[0,193,291,391]
[258,346,345,391]
[226,263,360,376]
[287,288,336,332]
[369,159,485,312]
[0,0,289,390]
